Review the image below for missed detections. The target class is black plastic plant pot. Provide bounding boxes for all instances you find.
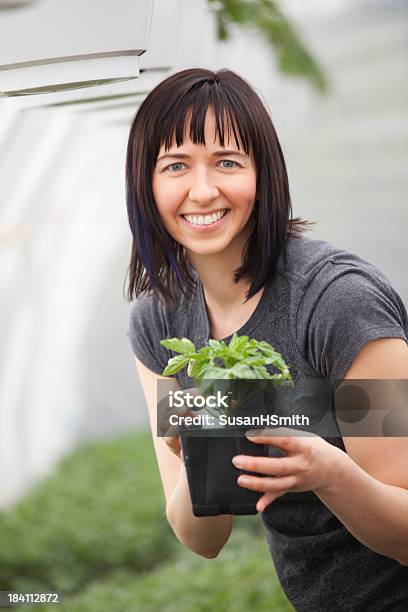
[179,425,269,517]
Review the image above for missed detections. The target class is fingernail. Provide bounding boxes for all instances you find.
[238,475,249,485]
[232,455,245,468]
[246,429,261,438]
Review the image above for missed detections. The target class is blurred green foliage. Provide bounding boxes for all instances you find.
[0,432,293,611]
[207,0,328,92]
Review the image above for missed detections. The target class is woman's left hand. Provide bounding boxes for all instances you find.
[232,427,344,513]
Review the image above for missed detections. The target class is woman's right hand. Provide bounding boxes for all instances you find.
[157,387,200,459]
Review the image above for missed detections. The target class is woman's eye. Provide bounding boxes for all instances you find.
[219,159,239,169]
[166,162,185,172]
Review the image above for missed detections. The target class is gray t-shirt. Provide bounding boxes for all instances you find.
[127,236,408,611]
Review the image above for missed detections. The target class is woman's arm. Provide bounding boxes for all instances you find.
[314,441,408,565]
[232,338,408,565]
[318,337,408,564]
[134,357,233,558]
[166,464,233,559]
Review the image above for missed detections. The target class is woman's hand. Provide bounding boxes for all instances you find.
[232,427,344,513]
[158,387,200,459]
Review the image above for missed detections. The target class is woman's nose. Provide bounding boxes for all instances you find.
[188,172,220,204]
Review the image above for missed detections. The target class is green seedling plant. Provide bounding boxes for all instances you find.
[160,333,293,418]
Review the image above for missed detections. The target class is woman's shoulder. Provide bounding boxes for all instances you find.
[281,235,406,324]
[127,280,203,374]
[277,235,392,287]
[129,281,199,321]
[285,238,408,380]
[275,236,405,311]
[128,278,202,345]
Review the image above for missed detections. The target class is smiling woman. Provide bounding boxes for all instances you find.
[125,68,408,611]
[125,68,311,306]
[152,108,257,260]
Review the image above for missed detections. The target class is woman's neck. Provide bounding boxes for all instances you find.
[186,235,250,309]
[186,234,265,336]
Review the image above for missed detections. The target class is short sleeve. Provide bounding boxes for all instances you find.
[298,263,408,381]
[127,295,170,376]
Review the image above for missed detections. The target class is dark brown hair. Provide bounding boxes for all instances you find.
[125,68,314,304]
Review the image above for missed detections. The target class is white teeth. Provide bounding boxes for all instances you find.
[184,209,226,226]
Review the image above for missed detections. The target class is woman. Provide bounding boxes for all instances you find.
[126,68,408,611]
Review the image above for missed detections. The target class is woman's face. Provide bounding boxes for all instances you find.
[152,108,257,258]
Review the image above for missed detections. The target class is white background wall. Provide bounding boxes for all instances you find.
[0,0,407,508]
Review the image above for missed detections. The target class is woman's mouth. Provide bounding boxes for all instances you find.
[181,208,230,231]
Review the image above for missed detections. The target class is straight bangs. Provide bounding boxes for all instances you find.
[125,68,314,305]
[159,84,251,156]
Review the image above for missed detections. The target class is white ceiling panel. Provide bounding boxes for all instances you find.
[0,0,154,95]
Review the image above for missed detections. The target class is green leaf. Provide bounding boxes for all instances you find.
[160,333,292,384]
[229,363,257,379]
[162,355,190,377]
[201,366,233,379]
[227,349,246,362]
[263,356,288,371]
[229,333,248,352]
[253,340,278,356]
[243,356,267,367]
[250,365,270,379]
[208,339,223,351]
[197,346,212,355]
[160,338,196,355]
[187,355,211,378]
[208,0,328,93]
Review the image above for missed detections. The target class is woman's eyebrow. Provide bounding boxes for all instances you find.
[212,149,247,158]
[156,149,247,162]
[156,153,190,162]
